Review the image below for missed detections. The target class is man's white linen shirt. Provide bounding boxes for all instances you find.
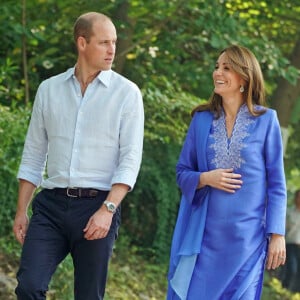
[18,68,144,191]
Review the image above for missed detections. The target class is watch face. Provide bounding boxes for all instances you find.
[107,204,115,211]
[104,201,116,213]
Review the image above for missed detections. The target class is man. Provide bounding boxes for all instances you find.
[13,12,144,300]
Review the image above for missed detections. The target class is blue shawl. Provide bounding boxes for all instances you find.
[167,111,213,299]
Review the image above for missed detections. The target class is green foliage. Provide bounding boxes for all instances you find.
[262,272,300,300]
[0,1,28,106]
[1,1,300,298]
[143,77,201,143]
[121,0,300,101]
[0,58,24,106]
[122,141,180,261]
[0,105,31,236]
[119,81,203,262]
[0,234,168,300]
[106,234,168,300]
[122,0,245,97]
[283,95,300,184]
[48,255,74,300]
[1,0,299,105]
[225,0,300,86]
[2,237,300,299]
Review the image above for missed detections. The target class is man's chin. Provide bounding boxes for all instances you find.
[101,65,112,71]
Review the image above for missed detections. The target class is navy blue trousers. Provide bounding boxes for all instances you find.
[15,189,120,300]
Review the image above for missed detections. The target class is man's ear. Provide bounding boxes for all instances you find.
[77,36,87,51]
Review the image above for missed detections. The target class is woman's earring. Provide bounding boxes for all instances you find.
[240,85,245,93]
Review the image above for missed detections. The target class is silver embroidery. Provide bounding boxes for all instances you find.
[209,104,254,169]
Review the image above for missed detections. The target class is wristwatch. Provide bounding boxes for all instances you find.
[103,200,117,214]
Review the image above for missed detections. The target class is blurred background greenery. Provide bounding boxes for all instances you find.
[1,0,300,298]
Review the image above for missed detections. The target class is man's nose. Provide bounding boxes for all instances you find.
[108,42,116,53]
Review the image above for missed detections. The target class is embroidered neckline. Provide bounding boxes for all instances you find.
[209,104,254,169]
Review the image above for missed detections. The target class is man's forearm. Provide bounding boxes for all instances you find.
[105,183,129,207]
[16,179,37,213]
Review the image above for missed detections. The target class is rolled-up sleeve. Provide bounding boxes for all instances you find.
[111,87,144,190]
[17,83,48,186]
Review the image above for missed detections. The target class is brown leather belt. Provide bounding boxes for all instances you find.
[54,187,100,198]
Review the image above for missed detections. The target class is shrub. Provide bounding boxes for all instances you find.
[0,105,31,235]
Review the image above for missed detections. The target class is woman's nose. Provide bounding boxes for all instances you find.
[214,68,222,75]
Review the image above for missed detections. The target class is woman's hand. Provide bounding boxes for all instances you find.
[199,168,243,193]
[266,234,286,270]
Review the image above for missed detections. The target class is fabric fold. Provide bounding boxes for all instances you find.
[167,111,213,300]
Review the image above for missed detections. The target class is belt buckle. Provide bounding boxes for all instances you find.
[89,190,98,197]
[67,187,79,197]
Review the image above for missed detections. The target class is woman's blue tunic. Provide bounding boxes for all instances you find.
[167,106,286,299]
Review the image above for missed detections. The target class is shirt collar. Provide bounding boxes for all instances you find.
[96,70,112,87]
[64,67,75,81]
[64,67,112,88]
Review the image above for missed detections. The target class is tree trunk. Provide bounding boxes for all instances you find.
[22,0,29,104]
[271,38,300,127]
[113,1,135,74]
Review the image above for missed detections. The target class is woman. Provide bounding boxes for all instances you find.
[167,45,287,299]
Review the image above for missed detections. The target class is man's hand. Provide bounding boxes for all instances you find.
[13,213,29,245]
[83,183,128,240]
[83,206,113,240]
[13,179,36,244]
